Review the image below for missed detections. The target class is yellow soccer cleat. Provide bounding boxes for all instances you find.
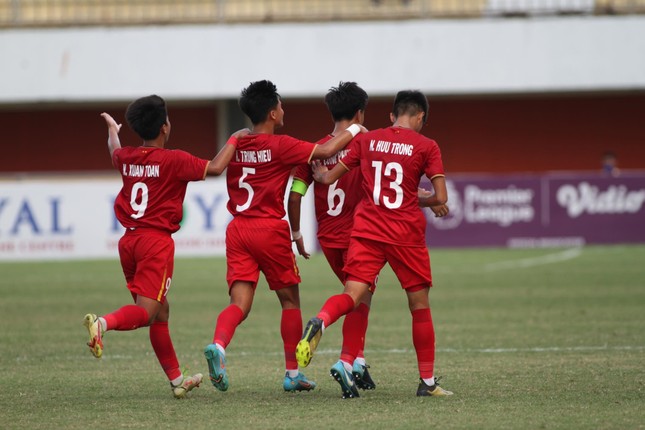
[416,377,454,397]
[172,373,203,399]
[83,313,103,359]
[296,317,323,368]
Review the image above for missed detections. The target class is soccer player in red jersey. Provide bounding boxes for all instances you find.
[204,80,365,393]
[296,90,454,398]
[287,82,377,392]
[84,95,247,398]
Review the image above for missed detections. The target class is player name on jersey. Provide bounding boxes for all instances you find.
[235,149,272,163]
[122,164,160,178]
[369,139,414,156]
[322,148,350,166]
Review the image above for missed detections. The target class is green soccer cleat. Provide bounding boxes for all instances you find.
[204,344,229,391]
[330,360,360,399]
[416,377,453,397]
[283,372,317,392]
[171,373,203,399]
[296,317,323,368]
[83,313,103,359]
[352,361,376,390]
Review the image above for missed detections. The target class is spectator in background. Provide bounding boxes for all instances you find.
[601,151,621,177]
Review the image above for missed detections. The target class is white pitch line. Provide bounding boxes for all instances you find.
[483,247,582,271]
[54,344,644,362]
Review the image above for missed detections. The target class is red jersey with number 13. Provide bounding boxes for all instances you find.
[227,134,316,219]
[112,146,209,233]
[340,126,445,247]
[293,136,363,248]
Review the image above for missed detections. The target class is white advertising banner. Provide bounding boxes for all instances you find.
[0,176,315,261]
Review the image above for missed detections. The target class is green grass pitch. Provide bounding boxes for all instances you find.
[1,245,644,429]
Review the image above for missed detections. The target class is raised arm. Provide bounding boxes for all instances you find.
[312,160,349,185]
[311,124,367,160]
[100,112,122,158]
[205,128,250,176]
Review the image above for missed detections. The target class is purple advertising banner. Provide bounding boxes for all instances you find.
[421,172,645,248]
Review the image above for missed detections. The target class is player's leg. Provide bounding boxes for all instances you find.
[205,280,255,392]
[390,245,452,397]
[148,299,202,398]
[275,285,316,392]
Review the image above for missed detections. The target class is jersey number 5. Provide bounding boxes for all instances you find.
[236,167,256,212]
[130,182,149,219]
[372,161,403,209]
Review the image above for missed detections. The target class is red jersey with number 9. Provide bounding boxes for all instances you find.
[226,133,316,219]
[340,126,445,247]
[112,146,209,233]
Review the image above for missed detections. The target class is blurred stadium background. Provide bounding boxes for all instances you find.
[1,0,644,260]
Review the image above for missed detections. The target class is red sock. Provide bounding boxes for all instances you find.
[213,304,245,347]
[149,321,181,381]
[412,308,435,379]
[103,305,149,331]
[340,302,370,364]
[281,309,302,370]
[317,293,355,328]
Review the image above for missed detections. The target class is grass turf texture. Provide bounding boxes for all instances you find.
[0,245,644,429]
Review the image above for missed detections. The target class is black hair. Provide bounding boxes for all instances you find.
[125,95,168,140]
[392,90,429,124]
[239,80,281,125]
[324,81,368,122]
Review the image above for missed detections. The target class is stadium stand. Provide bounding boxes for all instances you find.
[0,0,644,27]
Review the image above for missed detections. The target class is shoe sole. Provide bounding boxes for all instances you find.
[352,371,376,390]
[204,346,228,391]
[296,321,322,368]
[83,314,102,359]
[330,367,359,399]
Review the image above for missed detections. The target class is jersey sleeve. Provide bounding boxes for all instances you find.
[278,135,316,166]
[424,141,445,179]
[292,163,313,186]
[172,150,210,182]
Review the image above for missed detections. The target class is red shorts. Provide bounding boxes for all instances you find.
[118,229,174,303]
[322,244,377,293]
[344,237,432,291]
[226,217,301,291]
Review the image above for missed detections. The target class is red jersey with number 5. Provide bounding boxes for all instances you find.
[340,126,445,247]
[293,136,363,248]
[227,134,316,219]
[112,146,208,233]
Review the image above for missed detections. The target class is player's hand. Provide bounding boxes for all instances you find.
[311,160,328,183]
[100,112,122,133]
[294,236,310,259]
[231,127,251,139]
[430,204,449,217]
[357,124,368,134]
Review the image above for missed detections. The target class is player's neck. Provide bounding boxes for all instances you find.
[251,121,275,135]
[141,139,165,149]
[331,120,354,137]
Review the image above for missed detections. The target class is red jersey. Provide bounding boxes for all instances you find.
[340,126,445,247]
[293,136,363,248]
[227,133,316,219]
[112,146,208,233]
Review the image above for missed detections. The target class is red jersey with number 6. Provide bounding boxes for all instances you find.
[227,134,316,219]
[112,146,209,233]
[293,136,363,248]
[340,126,445,247]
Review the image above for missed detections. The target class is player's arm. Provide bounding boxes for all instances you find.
[310,124,367,160]
[287,178,311,259]
[205,128,250,176]
[418,176,449,217]
[312,159,350,185]
[100,112,122,158]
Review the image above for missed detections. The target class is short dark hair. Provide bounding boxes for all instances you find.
[239,80,281,125]
[125,95,168,140]
[392,90,429,124]
[324,82,368,122]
